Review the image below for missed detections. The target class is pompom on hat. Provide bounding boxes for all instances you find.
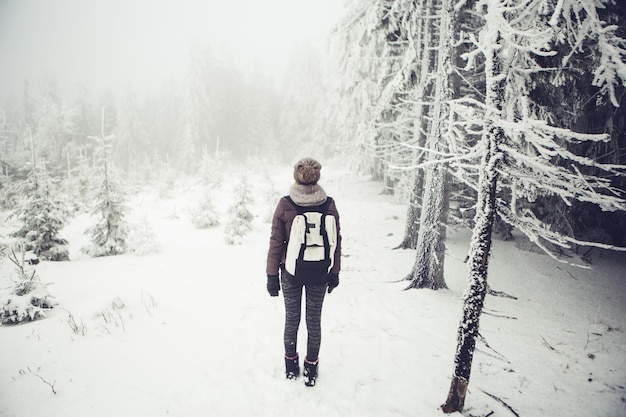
[293,157,322,185]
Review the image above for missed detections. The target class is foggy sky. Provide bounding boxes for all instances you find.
[0,0,344,104]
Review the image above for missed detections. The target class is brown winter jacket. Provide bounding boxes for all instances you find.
[266,196,341,277]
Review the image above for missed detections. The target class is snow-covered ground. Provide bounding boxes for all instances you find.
[1,164,625,417]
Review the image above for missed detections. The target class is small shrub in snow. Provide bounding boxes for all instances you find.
[198,152,225,187]
[190,193,220,229]
[224,175,254,245]
[98,297,128,332]
[259,170,280,223]
[67,311,87,336]
[59,168,94,214]
[1,249,56,325]
[127,218,161,255]
[158,162,178,199]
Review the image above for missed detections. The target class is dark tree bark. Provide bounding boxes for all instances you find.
[442,26,505,413]
[441,140,499,411]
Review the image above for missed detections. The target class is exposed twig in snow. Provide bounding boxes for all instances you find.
[487,288,518,300]
[60,308,87,336]
[481,389,520,417]
[541,335,557,352]
[18,367,57,395]
[556,266,578,280]
[483,308,518,320]
[477,333,510,363]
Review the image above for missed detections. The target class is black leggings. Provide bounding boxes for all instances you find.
[281,273,327,362]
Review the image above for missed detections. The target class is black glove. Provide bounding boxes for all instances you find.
[267,275,280,297]
[327,273,339,294]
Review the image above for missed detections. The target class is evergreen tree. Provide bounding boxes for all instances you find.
[33,76,75,170]
[10,156,70,262]
[224,175,254,245]
[114,83,148,174]
[338,0,454,288]
[0,247,57,325]
[177,42,216,172]
[442,0,626,412]
[190,188,220,229]
[404,0,458,290]
[153,78,182,168]
[278,41,334,160]
[82,109,128,257]
[244,72,280,160]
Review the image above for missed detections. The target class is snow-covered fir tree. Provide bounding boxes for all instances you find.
[114,83,149,174]
[31,76,75,169]
[176,42,216,173]
[127,217,161,256]
[224,175,254,245]
[279,41,334,159]
[190,190,220,229]
[337,0,456,289]
[10,159,70,261]
[442,0,626,412]
[0,247,57,325]
[82,109,129,257]
[403,0,457,290]
[198,149,224,187]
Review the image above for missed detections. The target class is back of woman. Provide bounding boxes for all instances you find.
[265,157,342,387]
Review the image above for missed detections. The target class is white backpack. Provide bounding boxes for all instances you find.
[284,197,337,281]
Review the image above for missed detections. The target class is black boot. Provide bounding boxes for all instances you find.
[303,358,318,387]
[285,354,300,379]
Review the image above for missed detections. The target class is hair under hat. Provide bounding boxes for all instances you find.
[293,157,321,185]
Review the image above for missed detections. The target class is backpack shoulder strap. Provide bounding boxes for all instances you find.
[284,196,303,214]
[284,196,333,214]
[322,197,333,214]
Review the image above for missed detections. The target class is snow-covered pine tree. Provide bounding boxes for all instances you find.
[32,76,75,169]
[224,175,254,245]
[1,246,57,325]
[10,144,70,262]
[523,1,626,248]
[190,190,220,229]
[278,41,331,160]
[127,216,161,256]
[404,0,458,290]
[245,72,280,160]
[334,0,398,176]
[198,148,224,187]
[442,0,626,412]
[176,42,216,173]
[114,83,149,174]
[337,0,454,288]
[82,108,129,257]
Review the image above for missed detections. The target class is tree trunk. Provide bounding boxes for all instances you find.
[406,163,449,289]
[441,146,498,411]
[406,0,452,290]
[442,13,505,412]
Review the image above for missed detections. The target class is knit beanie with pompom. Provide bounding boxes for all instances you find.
[293,157,321,185]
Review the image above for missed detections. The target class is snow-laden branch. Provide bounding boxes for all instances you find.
[498,202,626,270]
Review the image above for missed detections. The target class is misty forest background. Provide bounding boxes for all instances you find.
[1,0,626,413]
[1,0,624,251]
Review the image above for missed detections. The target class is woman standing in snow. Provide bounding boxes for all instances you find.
[266,157,342,387]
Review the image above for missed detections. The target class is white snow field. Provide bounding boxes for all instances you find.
[1,164,624,417]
